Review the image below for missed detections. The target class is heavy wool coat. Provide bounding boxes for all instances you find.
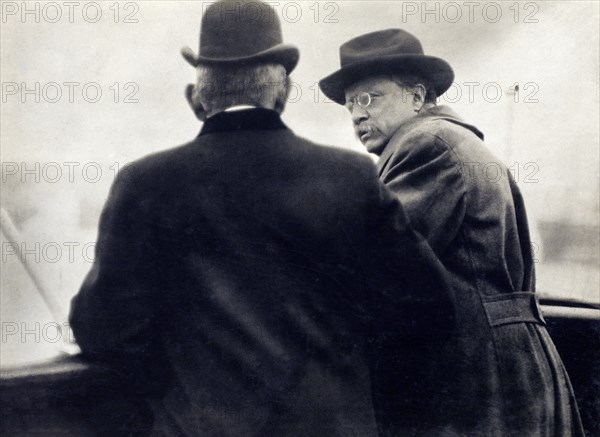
[372,105,584,437]
[69,108,454,437]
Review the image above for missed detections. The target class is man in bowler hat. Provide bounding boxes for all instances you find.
[320,29,584,436]
[69,4,454,436]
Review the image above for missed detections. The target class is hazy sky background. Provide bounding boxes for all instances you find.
[2,1,598,218]
[1,1,599,364]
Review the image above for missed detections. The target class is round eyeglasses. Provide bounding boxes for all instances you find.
[345,92,374,112]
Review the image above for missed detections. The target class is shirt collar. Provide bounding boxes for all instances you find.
[223,105,259,112]
[199,108,287,136]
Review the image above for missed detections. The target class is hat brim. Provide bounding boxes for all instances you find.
[319,55,454,104]
[182,44,299,74]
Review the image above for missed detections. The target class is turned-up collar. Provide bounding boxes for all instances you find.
[376,105,484,175]
[198,108,288,136]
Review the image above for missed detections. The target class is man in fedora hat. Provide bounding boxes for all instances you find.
[320,28,584,436]
[70,5,455,436]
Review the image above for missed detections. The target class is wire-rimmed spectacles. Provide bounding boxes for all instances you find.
[345,92,375,112]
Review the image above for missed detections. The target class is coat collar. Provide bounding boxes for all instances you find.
[199,108,288,136]
[377,105,484,175]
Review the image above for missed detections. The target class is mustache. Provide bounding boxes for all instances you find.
[354,122,380,139]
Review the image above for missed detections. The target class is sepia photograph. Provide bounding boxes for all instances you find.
[1,1,599,435]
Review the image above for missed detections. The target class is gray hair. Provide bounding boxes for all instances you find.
[390,74,438,104]
[193,63,289,113]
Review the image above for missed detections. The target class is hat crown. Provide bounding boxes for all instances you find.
[200,0,283,59]
[319,28,453,104]
[340,29,424,67]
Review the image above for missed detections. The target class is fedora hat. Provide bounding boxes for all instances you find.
[319,29,454,104]
[181,0,299,73]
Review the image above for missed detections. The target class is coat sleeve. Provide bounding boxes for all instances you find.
[381,130,467,256]
[340,159,454,336]
[69,166,169,389]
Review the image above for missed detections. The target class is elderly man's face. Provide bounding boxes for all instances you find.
[344,77,419,155]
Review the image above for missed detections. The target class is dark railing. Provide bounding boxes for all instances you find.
[1,303,598,437]
[1,354,153,437]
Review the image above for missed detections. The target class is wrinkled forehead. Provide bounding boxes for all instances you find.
[344,76,404,100]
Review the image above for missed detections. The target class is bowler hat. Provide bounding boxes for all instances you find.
[181,0,299,73]
[319,29,454,104]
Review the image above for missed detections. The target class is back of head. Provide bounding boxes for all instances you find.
[192,63,289,117]
[181,0,299,118]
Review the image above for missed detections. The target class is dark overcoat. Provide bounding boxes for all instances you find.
[373,105,584,436]
[69,108,453,437]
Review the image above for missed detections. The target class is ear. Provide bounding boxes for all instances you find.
[412,84,427,112]
[185,83,207,121]
[273,77,291,114]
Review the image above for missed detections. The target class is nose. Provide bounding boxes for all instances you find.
[350,104,368,125]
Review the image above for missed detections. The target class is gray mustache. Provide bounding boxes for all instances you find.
[354,123,379,135]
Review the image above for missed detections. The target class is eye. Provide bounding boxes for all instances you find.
[356,93,371,108]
